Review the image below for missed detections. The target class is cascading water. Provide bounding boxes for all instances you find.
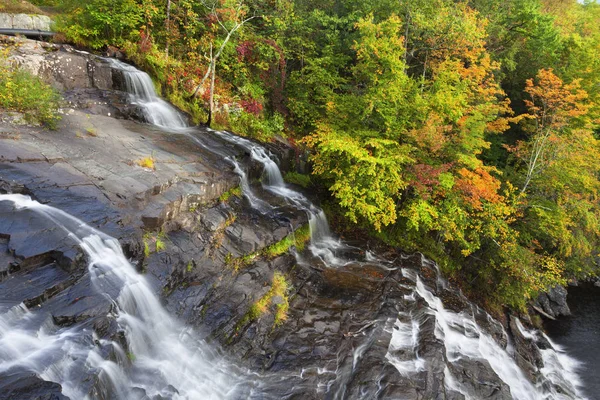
[106,59,187,129]
[209,129,350,267]
[206,129,588,400]
[0,194,243,399]
[0,54,588,398]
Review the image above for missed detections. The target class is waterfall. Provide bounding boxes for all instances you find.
[106,59,188,129]
[206,130,588,400]
[0,194,242,400]
[209,130,350,266]
[0,50,588,396]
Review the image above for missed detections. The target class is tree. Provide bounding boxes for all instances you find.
[511,69,589,194]
[303,14,417,231]
[189,0,257,125]
[507,69,600,282]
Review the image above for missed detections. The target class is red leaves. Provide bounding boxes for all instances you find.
[236,40,255,61]
[138,29,152,53]
[410,163,452,199]
[240,98,263,115]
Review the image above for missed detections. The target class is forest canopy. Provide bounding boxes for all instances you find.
[33,0,600,309]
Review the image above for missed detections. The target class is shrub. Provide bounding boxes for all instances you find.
[0,57,61,129]
[229,110,285,142]
[284,172,312,188]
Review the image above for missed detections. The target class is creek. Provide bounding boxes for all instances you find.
[0,59,589,400]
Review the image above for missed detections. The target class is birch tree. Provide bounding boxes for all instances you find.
[189,0,257,125]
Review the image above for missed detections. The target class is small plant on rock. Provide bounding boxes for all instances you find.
[136,156,155,170]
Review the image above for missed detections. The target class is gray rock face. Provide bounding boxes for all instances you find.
[5,37,114,92]
[0,36,180,124]
[533,285,571,319]
[0,371,68,400]
[0,13,52,31]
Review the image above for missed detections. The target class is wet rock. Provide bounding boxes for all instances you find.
[509,316,544,377]
[201,208,227,232]
[447,358,511,399]
[0,371,67,400]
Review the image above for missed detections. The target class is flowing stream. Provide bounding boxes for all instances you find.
[106,58,187,129]
[207,128,588,400]
[0,59,590,399]
[544,284,600,399]
[0,194,243,399]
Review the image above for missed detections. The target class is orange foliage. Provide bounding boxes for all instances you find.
[455,167,503,210]
[521,68,589,131]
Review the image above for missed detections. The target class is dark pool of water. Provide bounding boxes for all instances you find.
[544,284,600,399]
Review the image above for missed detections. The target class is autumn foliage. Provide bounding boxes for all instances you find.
[49,0,600,309]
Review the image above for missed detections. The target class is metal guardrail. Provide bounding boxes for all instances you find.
[0,28,55,39]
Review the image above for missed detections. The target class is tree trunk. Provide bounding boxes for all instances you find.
[165,0,172,60]
[208,60,216,126]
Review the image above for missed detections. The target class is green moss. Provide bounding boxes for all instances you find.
[263,224,311,258]
[226,251,259,272]
[187,260,194,272]
[243,271,291,327]
[219,186,242,203]
[284,172,312,188]
[226,224,310,272]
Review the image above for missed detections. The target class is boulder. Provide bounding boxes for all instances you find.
[533,285,570,319]
[0,371,67,400]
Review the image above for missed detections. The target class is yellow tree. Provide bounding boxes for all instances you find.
[513,69,589,194]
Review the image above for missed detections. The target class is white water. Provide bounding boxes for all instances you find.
[0,194,241,399]
[209,130,351,267]
[106,59,187,129]
[412,275,586,400]
[206,130,588,400]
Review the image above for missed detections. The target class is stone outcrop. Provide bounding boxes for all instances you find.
[0,13,52,31]
[533,285,571,319]
[1,35,170,124]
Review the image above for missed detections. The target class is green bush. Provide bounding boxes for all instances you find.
[54,0,143,49]
[0,60,61,129]
[229,110,285,142]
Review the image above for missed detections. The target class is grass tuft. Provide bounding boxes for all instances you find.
[219,186,242,202]
[226,224,310,272]
[263,224,311,258]
[245,271,290,326]
[143,230,168,258]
